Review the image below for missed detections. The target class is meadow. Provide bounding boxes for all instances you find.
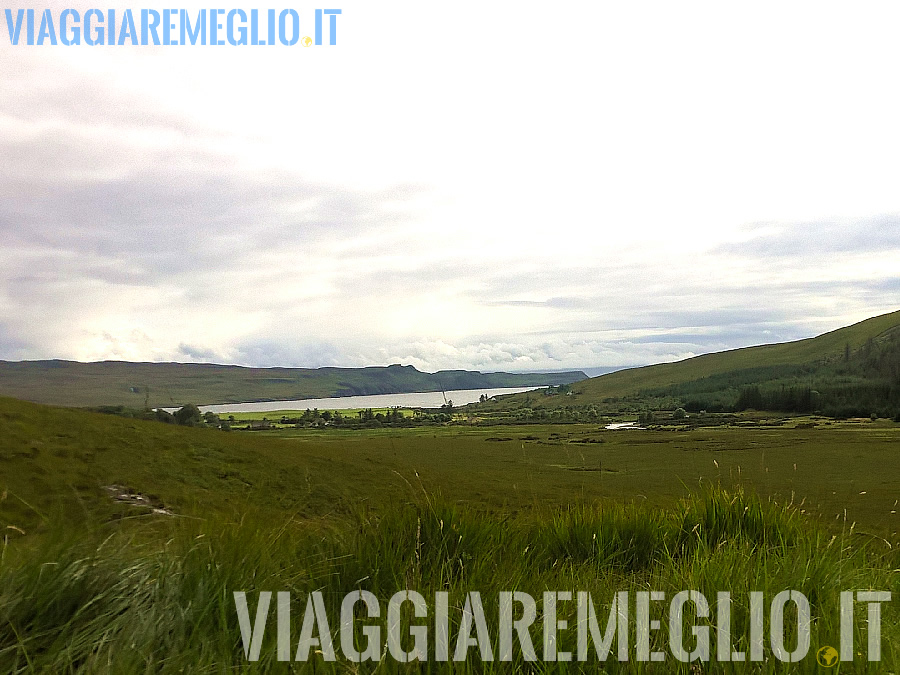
[1,396,898,672]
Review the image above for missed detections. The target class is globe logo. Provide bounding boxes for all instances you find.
[301,36,313,47]
[817,645,839,667]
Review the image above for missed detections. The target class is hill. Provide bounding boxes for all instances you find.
[0,394,403,533]
[0,361,586,408]
[490,309,900,417]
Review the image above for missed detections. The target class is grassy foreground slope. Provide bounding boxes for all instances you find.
[0,394,413,533]
[0,361,586,408]
[1,396,898,671]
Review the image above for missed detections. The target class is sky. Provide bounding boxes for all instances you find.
[2,2,899,373]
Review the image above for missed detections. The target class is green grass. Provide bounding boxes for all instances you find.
[1,396,899,671]
[1,491,896,672]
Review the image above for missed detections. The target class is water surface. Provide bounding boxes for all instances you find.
[195,386,539,414]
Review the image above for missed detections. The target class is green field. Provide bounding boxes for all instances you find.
[4,396,899,538]
[216,407,420,423]
[1,396,898,672]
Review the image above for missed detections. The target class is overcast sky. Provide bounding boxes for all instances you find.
[2,2,899,373]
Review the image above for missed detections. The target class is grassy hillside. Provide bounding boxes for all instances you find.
[0,395,357,533]
[1,396,898,671]
[490,309,900,414]
[0,361,586,409]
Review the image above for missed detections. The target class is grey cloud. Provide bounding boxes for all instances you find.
[326,258,494,299]
[639,308,792,330]
[1,51,428,296]
[624,330,785,347]
[2,148,426,289]
[177,343,223,361]
[869,277,900,292]
[0,112,432,363]
[483,297,589,309]
[231,340,351,369]
[0,50,226,151]
[713,216,900,258]
[0,321,29,360]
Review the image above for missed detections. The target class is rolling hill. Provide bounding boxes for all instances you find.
[491,309,900,417]
[0,394,381,533]
[0,361,586,409]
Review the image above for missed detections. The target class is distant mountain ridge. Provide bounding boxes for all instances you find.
[0,360,587,408]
